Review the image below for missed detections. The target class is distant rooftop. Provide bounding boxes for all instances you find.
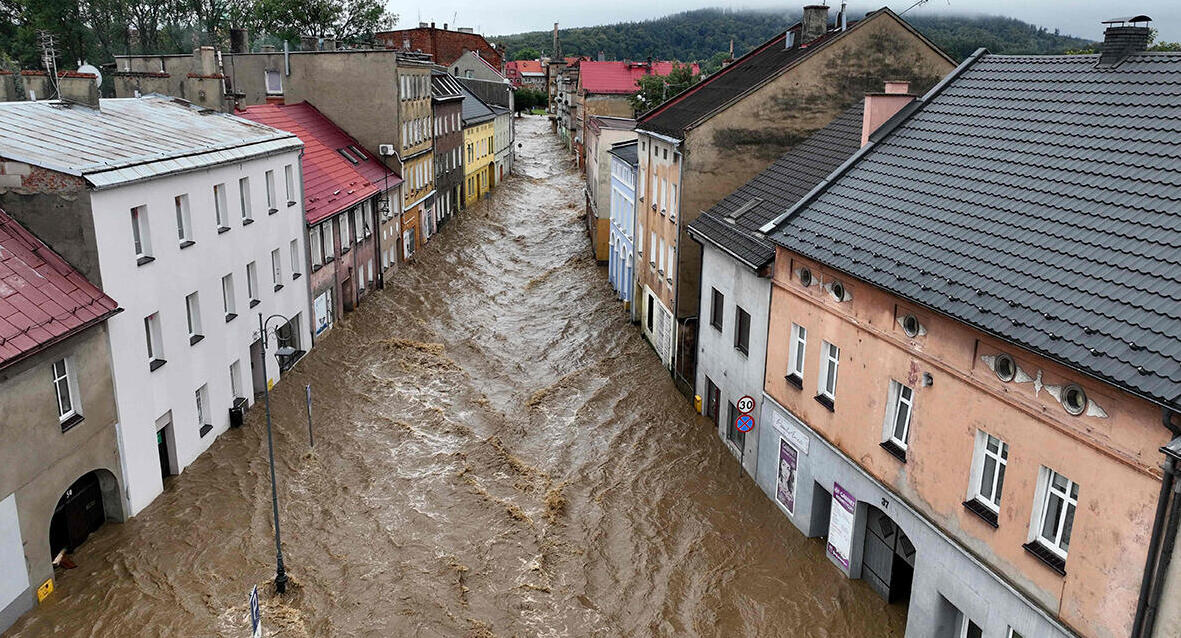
[579,61,700,95]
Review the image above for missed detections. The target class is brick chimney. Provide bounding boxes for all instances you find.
[801,5,830,43]
[861,80,912,146]
[1098,15,1152,67]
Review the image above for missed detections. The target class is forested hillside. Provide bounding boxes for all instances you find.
[494,8,1094,67]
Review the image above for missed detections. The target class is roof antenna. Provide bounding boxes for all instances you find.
[899,0,931,16]
[38,30,61,99]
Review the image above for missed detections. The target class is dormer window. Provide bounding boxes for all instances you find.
[1061,384,1087,416]
[993,353,1016,382]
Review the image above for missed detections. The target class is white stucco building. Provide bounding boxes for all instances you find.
[0,95,312,516]
[685,103,864,479]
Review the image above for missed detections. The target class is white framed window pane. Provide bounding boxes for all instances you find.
[214,183,228,227]
[185,292,201,336]
[271,248,281,285]
[290,239,300,276]
[790,323,807,376]
[247,262,258,299]
[52,358,73,418]
[222,274,235,314]
[285,165,295,202]
[239,177,252,220]
[265,170,276,209]
[175,194,191,243]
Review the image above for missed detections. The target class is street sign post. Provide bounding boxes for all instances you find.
[737,395,755,415]
[249,585,261,638]
[734,413,755,478]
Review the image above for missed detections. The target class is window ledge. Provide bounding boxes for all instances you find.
[1023,541,1067,576]
[963,499,999,528]
[273,284,284,292]
[293,272,302,280]
[225,313,238,323]
[59,413,85,433]
[311,263,323,272]
[218,225,231,234]
[198,424,213,438]
[735,345,749,357]
[785,373,803,390]
[341,246,351,255]
[814,394,834,411]
[136,255,155,266]
[179,240,195,249]
[189,334,205,346]
[287,200,297,207]
[880,440,908,463]
[325,256,335,263]
[268,208,279,215]
[149,358,167,372]
[249,299,261,308]
[710,321,722,332]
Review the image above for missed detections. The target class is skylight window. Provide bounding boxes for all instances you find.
[337,148,359,165]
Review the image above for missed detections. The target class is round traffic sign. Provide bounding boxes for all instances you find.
[734,414,755,433]
[737,395,756,414]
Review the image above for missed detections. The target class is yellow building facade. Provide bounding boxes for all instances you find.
[462,120,494,207]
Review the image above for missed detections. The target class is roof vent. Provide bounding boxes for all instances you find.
[1098,15,1152,67]
[725,197,763,224]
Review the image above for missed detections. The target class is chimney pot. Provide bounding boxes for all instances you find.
[861,80,914,147]
[801,5,830,43]
[230,28,249,54]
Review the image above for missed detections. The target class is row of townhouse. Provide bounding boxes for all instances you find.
[602,6,1181,638]
[0,37,514,633]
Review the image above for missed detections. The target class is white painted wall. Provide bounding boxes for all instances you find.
[0,494,28,614]
[641,284,674,369]
[694,242,771,477]
[90,150,310,515]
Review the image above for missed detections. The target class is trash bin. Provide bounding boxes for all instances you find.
[229,398,247,428]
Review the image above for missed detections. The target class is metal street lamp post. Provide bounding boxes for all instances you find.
[258,313,296,594]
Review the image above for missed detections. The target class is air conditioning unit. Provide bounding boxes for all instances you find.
[378,144,396,156]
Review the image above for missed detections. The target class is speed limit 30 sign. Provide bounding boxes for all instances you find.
[737,395,756,415]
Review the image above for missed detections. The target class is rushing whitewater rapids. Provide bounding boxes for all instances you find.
[6,116,903,638]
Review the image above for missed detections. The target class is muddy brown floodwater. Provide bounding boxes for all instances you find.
[6,116,904,638]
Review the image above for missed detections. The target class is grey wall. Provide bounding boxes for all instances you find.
[0,191,101,287]
[456,77,513,110]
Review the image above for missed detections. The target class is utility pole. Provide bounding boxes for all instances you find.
[37,30,60,99]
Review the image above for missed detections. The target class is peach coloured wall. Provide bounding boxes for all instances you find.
[634,133,681,314]
[763,246,1170,638]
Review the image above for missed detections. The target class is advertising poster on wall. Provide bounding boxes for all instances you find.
[775,438,798,515]
[827,482,856,570]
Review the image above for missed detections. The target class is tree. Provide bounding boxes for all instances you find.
[629,62,700,114]
[700,50,729,76]
[510,47,539,61]
[513,86,545,112]
[248,0,394,43]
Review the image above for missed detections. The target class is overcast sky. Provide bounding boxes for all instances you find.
[390,1,1177,42]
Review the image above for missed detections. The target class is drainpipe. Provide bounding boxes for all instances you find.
[1133,407,1181,638]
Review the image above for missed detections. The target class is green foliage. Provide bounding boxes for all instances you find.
[629,62,700,113]
[509,47,540,61]
[0,0,396,70]
[513,86,546,112]
[700,50,730,76]
[493,8,1101,66]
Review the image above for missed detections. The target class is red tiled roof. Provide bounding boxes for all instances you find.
[509,60,544,75]
[0,208,118,368]
[237,102,402,225]
[578,61,700,95]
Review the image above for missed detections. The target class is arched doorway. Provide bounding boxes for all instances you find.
[49,470,120,559]
[862,505,915,605]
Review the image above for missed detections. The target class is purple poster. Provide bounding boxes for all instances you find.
[775,439,798,515]
[827,482,856,570]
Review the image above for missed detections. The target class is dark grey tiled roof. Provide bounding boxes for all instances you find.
[767,51,1181,408]
[457,82,495,125]
[688,102,863,269]
[608,140,638,167]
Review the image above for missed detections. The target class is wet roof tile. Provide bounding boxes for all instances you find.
[767,51,1181,408]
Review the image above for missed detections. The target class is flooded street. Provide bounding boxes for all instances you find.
[6,116,903,638]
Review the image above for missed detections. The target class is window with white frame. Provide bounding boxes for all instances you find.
[817,341,839,402]
[882,380,914,452]
[246,261,259,304]
[285,164,295,204]
[230,360,243,398]
[271,248,282,290]
[221,273,236,319]
[52,357,81,426]
[788,323,806,380]
[353,207,363,242]
[195,384,211,431]
[340,213,351,249]
[144,312,164,367]
[185,291,203,343]
[130,205,152,261]
[290,239,301,278]
[175,194,193,246]
[322,222,334,259]
[239,177,252,223]
[969,431,1009,513]
[265,170,277,211]
[1031,468,1078,560]
[214,183,229,229]
[265,69,282,94]
[310,226,322,266]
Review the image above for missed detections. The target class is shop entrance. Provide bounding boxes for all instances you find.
[862,505,915,605]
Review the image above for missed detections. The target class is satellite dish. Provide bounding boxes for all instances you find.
[77,62,103,87]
